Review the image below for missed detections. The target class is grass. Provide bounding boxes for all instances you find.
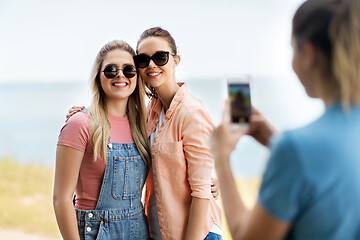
[0,156,261,239]
[0,156,61,238]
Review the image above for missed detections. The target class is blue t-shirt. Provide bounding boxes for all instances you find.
[259,105,360,240]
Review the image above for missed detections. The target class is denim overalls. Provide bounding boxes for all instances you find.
[75,122,149,239]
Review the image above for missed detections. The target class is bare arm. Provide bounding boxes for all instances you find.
[209,101,290,240]
[185,197,210,240]
[53,145,84,240]
[214,153,290,240]
[214,153,250,237]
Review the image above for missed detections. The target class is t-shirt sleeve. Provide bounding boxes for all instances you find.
[57,112,91,152]
[259,132,308,222]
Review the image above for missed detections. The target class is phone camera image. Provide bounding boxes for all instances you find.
[228,83,251,124]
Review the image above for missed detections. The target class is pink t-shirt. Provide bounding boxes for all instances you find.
[57,111,134,210]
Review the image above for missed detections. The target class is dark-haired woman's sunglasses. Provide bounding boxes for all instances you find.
[102,65,137,79]
[133,51,175,68]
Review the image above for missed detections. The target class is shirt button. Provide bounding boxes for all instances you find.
[86,227,91,232]
[88,213,93,218]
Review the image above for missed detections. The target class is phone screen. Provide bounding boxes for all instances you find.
[228,83,251,124]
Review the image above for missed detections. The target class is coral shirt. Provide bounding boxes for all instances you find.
[57,112,133,210]
[145,84,222,240]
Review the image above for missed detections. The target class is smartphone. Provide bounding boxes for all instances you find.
[227,76,252,129]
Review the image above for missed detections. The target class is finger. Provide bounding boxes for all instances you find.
[71,105,85,110]
[66,112,73,119]
[68,106,84,113]
[251,105,261,115]
[68,107,77,113]
[211,188,219,195]
[70,109,82,115]
[213,192,219,200]
[65,113,74,122]
[249,114,263,129]
[233,129,246,141]
[249,113,262,121]
[222,99,231,124]
[65,110,79,121]
[211,177,217,183]
[211,177,219,192]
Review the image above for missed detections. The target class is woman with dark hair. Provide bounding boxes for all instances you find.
[135,27,222,240]
[210,0,360,239]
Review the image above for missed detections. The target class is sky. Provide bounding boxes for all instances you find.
[0,0,304,83]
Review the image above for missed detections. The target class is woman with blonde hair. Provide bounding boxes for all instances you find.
[53,40,150,239]
[210,0,360,239]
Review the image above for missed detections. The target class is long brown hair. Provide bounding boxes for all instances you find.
[89,40,151,164]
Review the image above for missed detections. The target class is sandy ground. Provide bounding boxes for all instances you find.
[0,228,61,240]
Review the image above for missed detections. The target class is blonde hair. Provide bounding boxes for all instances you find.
[89,40,151,165]
[330,0,360,108]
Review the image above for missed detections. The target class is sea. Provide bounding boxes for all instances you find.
[0,76,324,178]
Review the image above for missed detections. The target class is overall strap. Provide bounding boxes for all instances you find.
[81,108,89,114]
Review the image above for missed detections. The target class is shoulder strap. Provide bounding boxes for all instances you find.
[81,108,89,115]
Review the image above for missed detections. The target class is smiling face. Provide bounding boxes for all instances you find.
[136,36,179,89]
[99,49,137,103]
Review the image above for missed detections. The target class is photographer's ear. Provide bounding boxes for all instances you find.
[302,40,317,69]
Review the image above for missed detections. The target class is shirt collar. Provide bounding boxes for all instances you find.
[164,82,186,119]
[146,83,187,138]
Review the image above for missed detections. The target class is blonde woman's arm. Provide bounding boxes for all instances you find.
[53,145,84,240]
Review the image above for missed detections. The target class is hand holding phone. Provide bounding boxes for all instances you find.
[227,76,252,129]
